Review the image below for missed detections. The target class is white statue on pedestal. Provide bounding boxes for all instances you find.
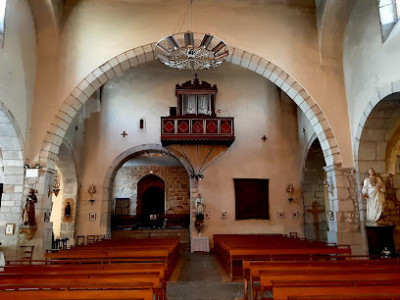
[362,168,386,225]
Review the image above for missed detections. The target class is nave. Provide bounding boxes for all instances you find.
[2,234,400,299]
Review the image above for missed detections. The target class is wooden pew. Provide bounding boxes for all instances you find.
[288,296,400,300]
[243,256,400,299]
[246,260,400,300]
[0,288,154,300]
[2,263,167,299]
[0,273,161,298]
[272,284,400,300]
[213,234,351,278]
[260,273,400,299]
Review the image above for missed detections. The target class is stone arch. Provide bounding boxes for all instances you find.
[0,100,25,252]
[39,43,342,170]
[101,144,188,236]
[353,91,400,252]
[354,82,400,165]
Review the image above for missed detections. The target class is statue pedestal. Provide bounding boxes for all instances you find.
[366,225,395,256]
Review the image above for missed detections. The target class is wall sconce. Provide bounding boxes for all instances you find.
[286,184,294,202]
[324,179,334,196]
[88,184,96,204]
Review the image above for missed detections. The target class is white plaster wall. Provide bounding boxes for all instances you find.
[27,0,353,168]
[344,0,400,150]
[0,0,36,141]
[73,62,304,237]
[298,106,317,166]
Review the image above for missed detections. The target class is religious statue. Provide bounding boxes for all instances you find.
[362,168,386,225]
[64,201,71,218]
[22,188,37,226]
[194,194,205,235]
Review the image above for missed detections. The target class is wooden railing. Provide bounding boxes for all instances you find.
[161,116,235,145]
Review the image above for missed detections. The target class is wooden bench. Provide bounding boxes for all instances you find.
[261,273,400,299]
[0,288,153,300]
[272,284,400,300]
[2,262,167,299]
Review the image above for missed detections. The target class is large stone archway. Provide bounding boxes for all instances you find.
[39,44,342,169]
[37,44,367,251]
[0,101,25,257]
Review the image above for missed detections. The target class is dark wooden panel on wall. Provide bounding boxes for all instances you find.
[234,178,269,220]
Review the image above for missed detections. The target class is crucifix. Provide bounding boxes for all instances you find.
[121,131,128,138]
[306,201,325,240]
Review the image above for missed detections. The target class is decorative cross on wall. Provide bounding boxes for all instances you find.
[121,131,128,138]
[306,201,325,240]
[261,135,268,142]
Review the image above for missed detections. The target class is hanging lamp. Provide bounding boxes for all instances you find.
[154,0,229,71]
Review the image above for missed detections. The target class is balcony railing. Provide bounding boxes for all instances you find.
[161,116,235,146]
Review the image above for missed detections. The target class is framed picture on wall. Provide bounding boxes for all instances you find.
[89,213,96,221]
[5,223,15,235]
[204,212,210,219]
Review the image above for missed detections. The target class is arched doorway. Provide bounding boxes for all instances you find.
[137,175,165,228]
[108,145,190,235]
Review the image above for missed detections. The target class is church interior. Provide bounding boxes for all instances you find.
[1,0,400,299]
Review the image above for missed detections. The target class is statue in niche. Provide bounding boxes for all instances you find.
[22,188,37,226]
[63,198,74,223]
[362,168,386,225]
[194,194,205,235]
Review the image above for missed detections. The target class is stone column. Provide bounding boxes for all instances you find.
[18,169,55,259]
[0,152,25,260]
[189,178,199,252]
[324,164,367,255]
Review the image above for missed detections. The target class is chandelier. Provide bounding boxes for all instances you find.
[155,32,229,71]
[154,1,228,71]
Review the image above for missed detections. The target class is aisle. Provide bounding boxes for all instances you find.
[167,251,243,300]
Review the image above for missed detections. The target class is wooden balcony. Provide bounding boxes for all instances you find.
[161,116,235,146]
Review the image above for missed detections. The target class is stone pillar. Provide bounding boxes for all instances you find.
[18,169,55,259]
[0,151,25,260]
[324,164,367,255]
[189,178,199,252]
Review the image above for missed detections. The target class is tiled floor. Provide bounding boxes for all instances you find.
[167,250,244,300]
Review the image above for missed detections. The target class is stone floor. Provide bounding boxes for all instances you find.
[167,250,244,300]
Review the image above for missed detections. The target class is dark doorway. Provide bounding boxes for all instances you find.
[137,175,165,227]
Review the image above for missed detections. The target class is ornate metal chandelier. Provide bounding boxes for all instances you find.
[154,32,229,71]
[154,1,228,71]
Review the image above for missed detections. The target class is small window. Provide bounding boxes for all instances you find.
[379,0,400,42]
[234,178,269,220]
[0,0,6,48]
[139,118,145,130]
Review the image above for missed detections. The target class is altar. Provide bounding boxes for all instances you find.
[191,236,210,253]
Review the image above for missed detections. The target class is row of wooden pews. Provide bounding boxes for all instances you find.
[246,258,400,299]
[214,234,352,279]
[215,234,400,300]
[0,237,180,300]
